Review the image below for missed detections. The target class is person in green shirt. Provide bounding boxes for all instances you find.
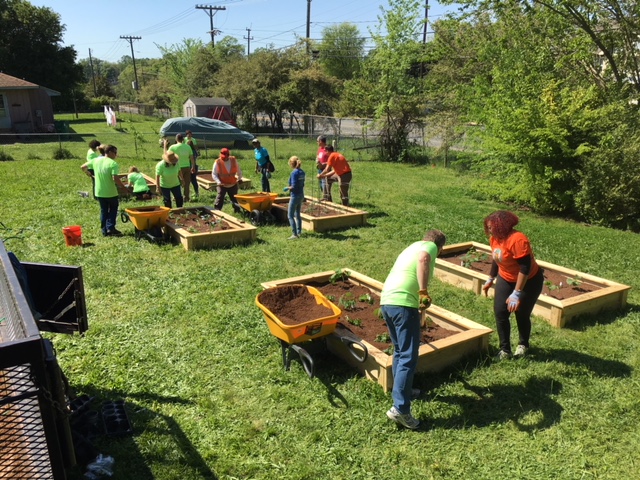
[380,229,446,429]
[127,166,152,200]
[81,144,126,236]
[156,143,183,208]
[166,134,195,202]
[85,139,103,199]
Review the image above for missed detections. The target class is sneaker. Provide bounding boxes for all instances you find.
[411,388,421,400]
[287,235,299,240]
[106,229,123,237]
[495,350,512,361]
[386,407,420,430]
[514,345,528,358]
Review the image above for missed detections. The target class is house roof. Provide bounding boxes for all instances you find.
[185,97,230,106]
[0,72,60,95]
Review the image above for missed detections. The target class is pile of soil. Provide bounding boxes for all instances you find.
[258,285,335,325]
[167,208,232,233]
[260,280,458,352]
[440,250,603,300]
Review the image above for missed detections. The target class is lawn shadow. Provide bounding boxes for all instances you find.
[317,231,363,241]
[351,202,388,220]
[564,303,637,332]
[426,376,564,432]
[66,385,217,480]
[532,347,632,378]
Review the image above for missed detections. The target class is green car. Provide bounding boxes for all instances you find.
[160,117,255,149]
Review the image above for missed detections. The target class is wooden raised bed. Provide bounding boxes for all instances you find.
[116,172,156,198]
[164,207,256,251]
[261,269,492,392]
[436,241,631,328]
[270,196,368,233]
[195,170,252,191]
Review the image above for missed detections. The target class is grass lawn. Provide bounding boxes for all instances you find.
[1,114,639,480]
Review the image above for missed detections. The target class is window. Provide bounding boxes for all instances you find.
[0,95,6,118]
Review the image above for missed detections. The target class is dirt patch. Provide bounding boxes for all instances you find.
[440,248,603,300]
[167,208,232,233]
[278,200,348,218]
[261,280,457,352]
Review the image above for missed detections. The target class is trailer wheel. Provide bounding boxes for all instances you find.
[250,210,262,226]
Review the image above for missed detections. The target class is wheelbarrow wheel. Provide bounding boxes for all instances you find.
[250,209,262,226]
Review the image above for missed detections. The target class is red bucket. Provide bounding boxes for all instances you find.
[62,225,83,246]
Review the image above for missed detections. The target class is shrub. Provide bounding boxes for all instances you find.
[0,151,15,162]
[52,148,75,160]
[27,152,42,160]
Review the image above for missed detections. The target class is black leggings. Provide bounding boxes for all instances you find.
[494,268,544,353]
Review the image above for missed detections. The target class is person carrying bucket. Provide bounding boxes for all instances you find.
[81,144,126,237]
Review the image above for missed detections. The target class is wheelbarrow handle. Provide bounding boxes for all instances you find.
[331,326,369,363]
[290,344,315,379]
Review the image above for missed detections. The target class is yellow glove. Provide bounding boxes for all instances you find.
[418,289,432,309]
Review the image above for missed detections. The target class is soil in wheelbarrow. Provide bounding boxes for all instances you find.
[259,285,336,325]
[440,249,603,300]
[167,208,232,233]
[263,280,453,352]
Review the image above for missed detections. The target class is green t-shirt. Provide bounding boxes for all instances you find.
[128,171,149,193]
[380,241,438,308]
[86,148,100,163]
[168,142,193,169]
[155,160,181,188]
[89,156,119,198]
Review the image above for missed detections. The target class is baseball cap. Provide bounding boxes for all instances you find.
[221,148,230,155]
[251,138,259,144]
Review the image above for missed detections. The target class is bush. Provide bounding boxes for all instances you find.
[52,148,75,160]
[0,151,15,162]
[26,152,42,160]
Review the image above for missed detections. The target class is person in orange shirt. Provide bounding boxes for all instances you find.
[212,148,243,211]
[481,210,544,360]
[317,145,352,206]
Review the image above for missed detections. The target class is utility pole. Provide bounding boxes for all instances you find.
[88,48,97,96]
[196,5,226,45]
[120,35,142,91]
[422,0,429,44]
[306,0,312,53]
[244,27,254,55]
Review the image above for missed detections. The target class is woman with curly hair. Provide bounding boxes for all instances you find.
[482,211,544,360]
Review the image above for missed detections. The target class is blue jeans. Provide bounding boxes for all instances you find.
[97,196,119,235]
[288,194,303,236]
[161,185,183,209]
[260,167,271,192]
[381,305,421,414]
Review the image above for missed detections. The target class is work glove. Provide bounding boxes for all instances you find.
[482,277,496,296]
[418,289,432,310]
[506,290,522,312]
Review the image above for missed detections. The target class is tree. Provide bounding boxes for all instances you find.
[342,0,427,162]
[0,0,83,109]
[318,23,365,80]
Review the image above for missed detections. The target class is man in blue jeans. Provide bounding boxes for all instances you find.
[380,229,446,429]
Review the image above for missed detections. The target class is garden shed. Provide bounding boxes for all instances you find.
[182,97,235,125]
[0,72,59,133]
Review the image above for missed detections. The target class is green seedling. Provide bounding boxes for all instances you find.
[375,332,391,343]
[566,275,582,287]
[544,280,561,291]
[358,293,374,304]
[373,307,384,320]
[326,294,335,302]
[329,269,351,284]
[460,247,489,268]
[383,346,394,355]
[346,316,362,327]
[339,292,357,311]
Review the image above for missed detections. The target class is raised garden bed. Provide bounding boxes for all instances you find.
[261,269,492,392]
[436,241,631,328]
[164,206,256,250]
[270,196,368,233]
[195,170,252,191]
[115,172,156,198]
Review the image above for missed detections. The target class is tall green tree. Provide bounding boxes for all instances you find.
[318,23,365,80]
[0,0,83,109]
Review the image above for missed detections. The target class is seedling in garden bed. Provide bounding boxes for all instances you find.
[346,316,362,327]
[375,332,391,343]
[566,275,583,287]
[460,247,489,268]
[330,269,351,284]
[358,293,374,304]
[339,293,357,311]
[544,280,563,291]
[373,308,384,320]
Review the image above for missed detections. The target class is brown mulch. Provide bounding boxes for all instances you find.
[167,208,231,233]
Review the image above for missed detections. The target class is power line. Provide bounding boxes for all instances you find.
[196,5,227,45]
[119,36,142,91]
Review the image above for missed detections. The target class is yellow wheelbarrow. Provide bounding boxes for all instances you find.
[234,192,278,226]
[121,206,171,243]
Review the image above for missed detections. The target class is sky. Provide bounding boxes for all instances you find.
[29,0,461,62]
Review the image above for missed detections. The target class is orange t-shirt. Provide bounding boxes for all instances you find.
[489,231,539,283]
[326,152,351,176]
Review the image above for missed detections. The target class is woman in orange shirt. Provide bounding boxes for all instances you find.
[317,145,352,206]
[481,210,544,360]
